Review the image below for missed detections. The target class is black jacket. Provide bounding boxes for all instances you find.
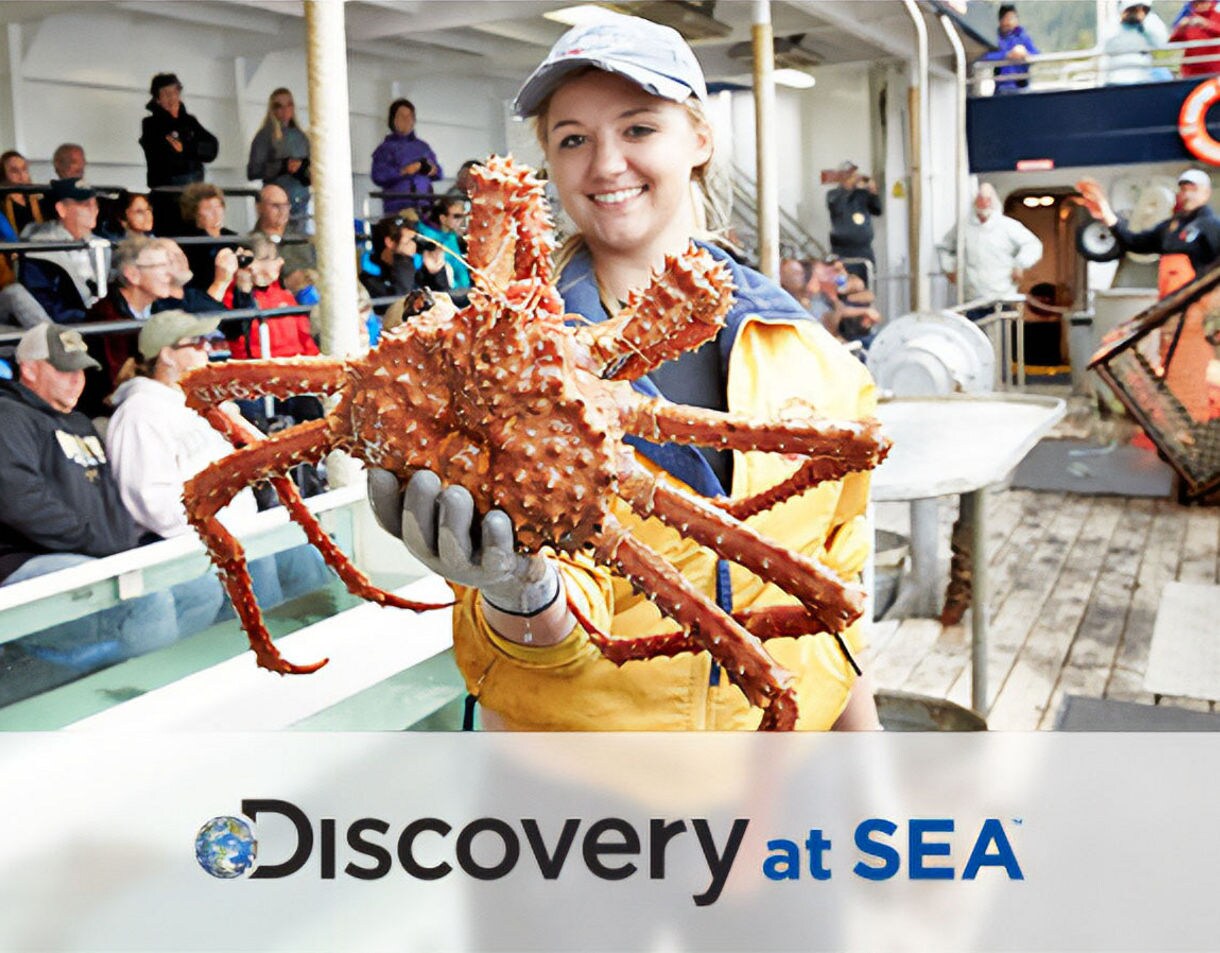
[827,185,883,252]
[359,255,418,299]
[139,101,219,188]
[1113,205,1220,276]
[0,381,140,581]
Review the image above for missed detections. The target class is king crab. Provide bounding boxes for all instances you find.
[181,155,890,730]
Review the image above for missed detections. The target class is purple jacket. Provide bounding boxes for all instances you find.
[370,131,442,214]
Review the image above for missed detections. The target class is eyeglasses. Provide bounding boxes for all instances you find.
[171,337,208,350]
[263,202,291,210]
[136,259,171,270]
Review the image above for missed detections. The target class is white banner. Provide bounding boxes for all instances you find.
[0,733,1217,952]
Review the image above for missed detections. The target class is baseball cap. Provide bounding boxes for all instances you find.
[513,11,707,118]
[48,177,96,204]
[1120,0,1150,12]
[1179,169,1211,189]
[15,323,101,372]
[137,310,220,360]
[837,161,859,173]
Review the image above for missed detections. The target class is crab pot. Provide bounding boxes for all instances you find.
[1089,265,1220,501]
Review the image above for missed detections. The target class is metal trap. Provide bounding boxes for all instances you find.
[1090,268,1220,501]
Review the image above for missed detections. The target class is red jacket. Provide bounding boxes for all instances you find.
[1172,10,1220,77]
[224,282,319,359]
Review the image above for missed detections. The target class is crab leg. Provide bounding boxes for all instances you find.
[585,516,799,731]
[580,246,733,379]
[617,467,865,638]
[621,396,890,519]
[466,156,554,288]
[181,357,348,409]
[194,403,453,616]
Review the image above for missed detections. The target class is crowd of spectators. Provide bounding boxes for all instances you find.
[0,71,482,686]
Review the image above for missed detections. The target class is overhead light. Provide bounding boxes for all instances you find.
[728,34,822,70]
[544,4,621,27]
[773,69,816,89]
[618,1,732,41]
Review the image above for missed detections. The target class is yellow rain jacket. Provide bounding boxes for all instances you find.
[452,246,878,730]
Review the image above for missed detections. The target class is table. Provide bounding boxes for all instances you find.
[870,394,1066,713]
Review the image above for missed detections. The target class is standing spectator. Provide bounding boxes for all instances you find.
[938,183,1043,312]
[52,143,86,180]
[249,182,316,282]
[1,150,44,234]
[1171,0,1220,76]
[370,98,442,215]
[448,159,481,199]
[85,236,175,399]
[1104,2,1172,84]
[416,194,470,289]
[139,73,219,233]
[246,87,311,227]
[980,4,1040,92]
[0,323,185,669]
[19,178,108,324]
[177,182,238,294]
[826,161,882,282]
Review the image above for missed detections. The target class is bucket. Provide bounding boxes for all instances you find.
[873,529,908,621]
[875,689,988,731]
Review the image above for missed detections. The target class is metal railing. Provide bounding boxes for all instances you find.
[970,36,1220,95]
[953,296,1027,391]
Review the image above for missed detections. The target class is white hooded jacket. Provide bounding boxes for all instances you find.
[105,376,258,538]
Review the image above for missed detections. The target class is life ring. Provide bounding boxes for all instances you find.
[1179,77,1220,165]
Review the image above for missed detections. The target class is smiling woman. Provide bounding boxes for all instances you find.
[368,11,885,732]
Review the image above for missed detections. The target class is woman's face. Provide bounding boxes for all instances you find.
[272,94,294,124]
[3,154,30,184]
[195,196,225,234]
[392,105,416,136]
[543,71,711,263]
[124,196,154,234]
[157,84,182,115]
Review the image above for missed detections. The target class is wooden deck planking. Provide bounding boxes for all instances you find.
[871,480,1220,729]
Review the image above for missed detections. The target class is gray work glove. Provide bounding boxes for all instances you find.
[367,468,561,616]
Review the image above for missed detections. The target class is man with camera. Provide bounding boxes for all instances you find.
[360,216,452,300]
[826,161,882,283]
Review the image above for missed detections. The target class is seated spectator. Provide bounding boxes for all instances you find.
[19,178,108,324]
[979,4,1040,93]
[1171,0,1220,76]
[448,159,481,199]
[360,215,419,298]
[225,236,318,361]
[779,257,814,311]
[100,191,155,241]
[152,237,240,316]
[84,236,175,402]
[810,257,882,346]
[1105,2,1172,84]
[246,87,311,227]
[414,237,453,295]
[0,323,198,671]
[249,182,316,284]
[177,182,238,293]
[1,150,45,234]
[370,98,442,214]
[52,143,86,180]
[105,309,327,608]
[416,194,470,289]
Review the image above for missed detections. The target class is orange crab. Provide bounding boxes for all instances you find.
[180,155,889,730]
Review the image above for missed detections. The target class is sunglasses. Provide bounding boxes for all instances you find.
[171,337,209,350]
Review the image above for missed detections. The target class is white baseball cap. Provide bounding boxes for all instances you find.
[513,12,707,118]
[1178,169,1212,189]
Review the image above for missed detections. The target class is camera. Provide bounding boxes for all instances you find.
[415,238,438,254]
[236,249,255,269]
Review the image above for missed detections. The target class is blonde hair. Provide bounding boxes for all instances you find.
[532,74,726,272]
[259,87,304,145]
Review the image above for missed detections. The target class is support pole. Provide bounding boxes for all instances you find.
[938,10,968,308]
[902,0,930,312]
[752,1,779,280]
[305,0,361,486]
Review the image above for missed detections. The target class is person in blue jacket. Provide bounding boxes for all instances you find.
[370,98,442,215]
[980,4,1040,92]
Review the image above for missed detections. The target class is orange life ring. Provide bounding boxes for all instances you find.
[1179,77,1220,165]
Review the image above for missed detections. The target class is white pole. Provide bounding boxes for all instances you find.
[752,0,779,280]
[304,0,361,486]
[939,11,968,308]
[903,0,930,312]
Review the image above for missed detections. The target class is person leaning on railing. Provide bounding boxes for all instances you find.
[1171,0,1220,77]
[979,4,1040,93]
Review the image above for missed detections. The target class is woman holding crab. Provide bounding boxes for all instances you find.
[369,13,882,731]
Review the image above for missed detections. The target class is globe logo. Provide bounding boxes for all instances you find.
[195,815,258,879]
